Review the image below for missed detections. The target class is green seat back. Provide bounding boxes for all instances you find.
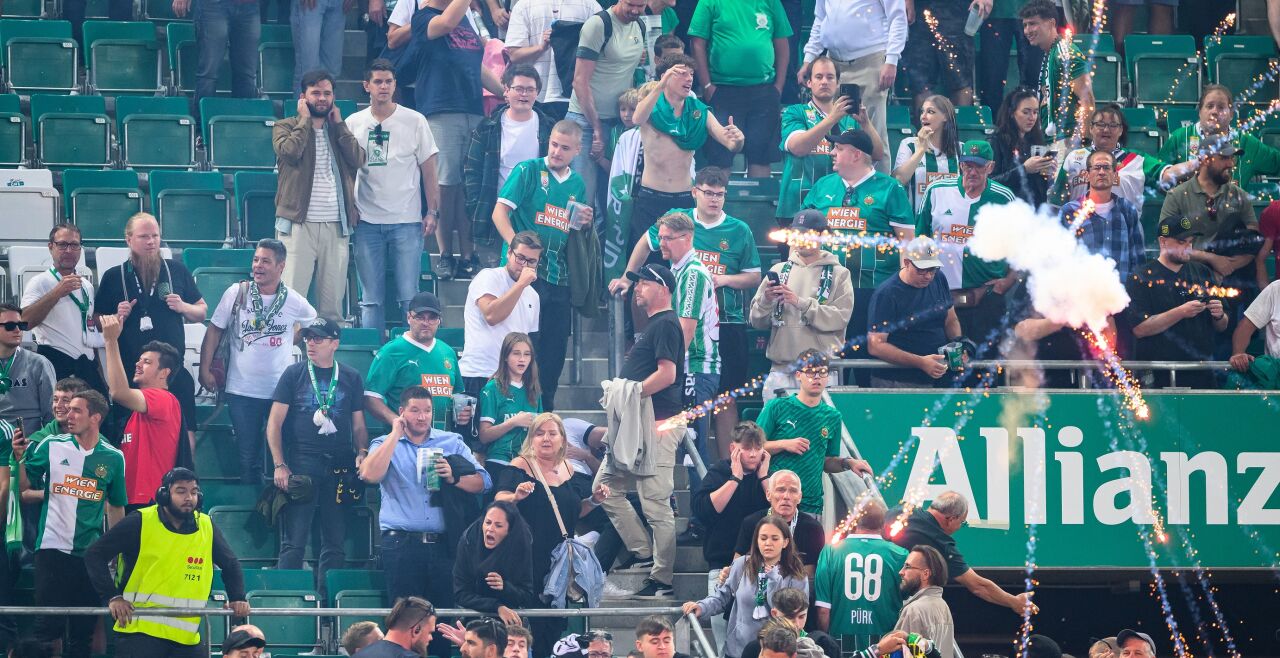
[151,170,230,246]
[200,97,277,171]
[191,267,248,317]
[245,590,320,650]
[84,21,159,95]
[30,94,109,169]
[0,19,77,93]
[1125,34,1200,105]
[183,248,254,271]
[233,171,278,242]
[1,0,44,18]
[259,42,295,98]
[335,589,385,629]
[118,96,196,169]
[1207,35,1279,107]
[0,94,25,166]
[63,169,142,245]
[208,505,277,563]
[168,21,228,93]
[194,427,240,480]
[200,482,260,508]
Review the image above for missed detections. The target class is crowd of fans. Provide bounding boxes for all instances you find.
[0,0,1278,655]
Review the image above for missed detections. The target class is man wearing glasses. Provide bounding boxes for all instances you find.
[866,237,964,388]
[346,59,441,336]
[888,491,1037,617]
[0,303,55,436]
[461,232,543,411]
[20,224,106,397]
[893,545,954,658]
[365,291,473,432]
[352,596,437,658]
[1059,150,1147,283]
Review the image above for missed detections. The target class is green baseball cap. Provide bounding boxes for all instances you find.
[959,140,994,165]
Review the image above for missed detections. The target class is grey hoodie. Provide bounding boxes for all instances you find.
[0,348,55,435]
[748,250,854,367]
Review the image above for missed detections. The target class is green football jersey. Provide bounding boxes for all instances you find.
[916,178,1016,289]
[497,157,588,286]
[759,395,843,514]
[25,434,127,556]
[365,334,462,425]
[1039,38,1088,138]
[478,379,543,463]
[777,103,860,219]
[672,250,720,375]
[802,171,914,288]
[646,210,761,324]
[815,535,909,638]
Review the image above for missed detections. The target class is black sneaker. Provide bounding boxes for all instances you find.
[457,254,480,278]
[433,255,456,281]
[630,578,674,599]
[676,525,703,546]
[615,554,655,572]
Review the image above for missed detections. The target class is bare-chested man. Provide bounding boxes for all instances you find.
[628,53,744,257]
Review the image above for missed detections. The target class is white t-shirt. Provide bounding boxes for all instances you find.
[21,270,97,360]
[562,417,596,476]
[1245,280,1280,359]
[500,112,540,188]
[211,283,318,399]
[346,105,440,224]
[504,0,602,103]
[459,266,540,378]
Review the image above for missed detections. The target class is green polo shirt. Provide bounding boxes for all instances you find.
[802,171,914,288]
[917,178,1017,289]
[1038,38,1088,138]
[777,102,861,219]
[1160,125,1280,185]
[646,210,762,324]
[1159,176,1259,248]
[688,0,792,86]
[497,157,588,287]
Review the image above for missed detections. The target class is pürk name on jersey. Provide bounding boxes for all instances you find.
[419,374,453,397]
[826,207,866,231]
[52,475,104,501]
[535,204,572,233]
[695,250,727,275]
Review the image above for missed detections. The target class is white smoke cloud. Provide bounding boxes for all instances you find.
[967,200,1129,331]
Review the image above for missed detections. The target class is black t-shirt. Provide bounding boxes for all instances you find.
[733,509,826,567]
[867,273,954,385]
[620,309,685,421]
[886,506,969,581]
[352,639,420,658]
[1125,259,1223,362]
[413,6,484,116]
[691,460,769,568]
[271,361,366,457]
[93,259,201,372]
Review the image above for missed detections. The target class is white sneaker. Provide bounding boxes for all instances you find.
[602,578,632,600]
[577,531,601,548]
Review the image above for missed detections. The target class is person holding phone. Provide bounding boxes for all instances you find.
[0,304,55,438]
[988,88,1052,207]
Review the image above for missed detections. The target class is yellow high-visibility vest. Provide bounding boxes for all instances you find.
[116,505,214,645]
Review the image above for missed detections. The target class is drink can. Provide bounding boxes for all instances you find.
[944,345,964,371]
[419,447,443,491]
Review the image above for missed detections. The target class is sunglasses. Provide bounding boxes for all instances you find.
[0,321,29,332]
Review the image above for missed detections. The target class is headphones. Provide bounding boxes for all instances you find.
[155,467,203,511]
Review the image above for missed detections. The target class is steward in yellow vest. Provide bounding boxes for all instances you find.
[84,468,250,657]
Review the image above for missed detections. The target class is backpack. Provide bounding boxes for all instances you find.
[548,9,614,94]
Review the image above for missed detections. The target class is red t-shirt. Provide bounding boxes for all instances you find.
[1262,202,1280,266]
[121,388,182,505]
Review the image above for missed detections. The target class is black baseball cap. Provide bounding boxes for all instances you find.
[1116,630,1157,655]
[791,208,829,232]
[222,629,267,653]
[1156,215,1203,240]
[828,128,875,156]
[625,263,676,292]
[408,291,443,316]
[300,317,340,340]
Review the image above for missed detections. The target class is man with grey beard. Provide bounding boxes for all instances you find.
[93,212,206,452]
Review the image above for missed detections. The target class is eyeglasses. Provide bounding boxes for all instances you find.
[914,266,941,275]
[51,240,82,251]
[901,564,927,572]
[1088,164,1115,172]
[410,311,442,323]
[0,321,29,332]
[508,85,538,95]
[511,252,540,268]
[656,233,690,243]
[694,187,726,199]
[1093,122,1122,130]
[798,368,830,379]
[303,336,335,344]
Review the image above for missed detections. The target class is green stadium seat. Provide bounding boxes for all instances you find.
[62,169,143,247]
[325,569,385,603]
[1126,34,1200,106]
[150,170,232,246]
[742,407,761,423]
[0,20,77,94]
[183,248,254,272]
[208,505,277,564]
[258,25,294,99]
[192,266,249,317]
[116,96,196,170]
[167,22,227,94]
[956,105,993,144]
[30,94,109,169]
[1,0,44,18]
[886,104,914,165]
[1164,105,1198,131]
[233,171,278,243]
[1206,35,1279,107]
[1072,32,1121,102]
[0,93,26,167]
[335,99,359,118]
[201,482,259,508]
[202,590,228,649]
[245,590,321,651]
[303,505,374,565]
[335,590,385,629]
[200,97,278,171]
[334,344,377,378]
[726,177,780,242]
[1121,107,1162,155]
[194,427,240,480]
[83,20,161,96]
[339,327,381,346]
[747,329,770,386]
[241,569,314,591]
[145,0,188,21]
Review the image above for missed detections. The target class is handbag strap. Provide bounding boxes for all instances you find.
[527,458,571,539]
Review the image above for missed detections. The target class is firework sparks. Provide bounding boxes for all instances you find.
[1081,327,1150,420]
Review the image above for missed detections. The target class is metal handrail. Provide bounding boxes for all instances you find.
[681,429,708,479]
[609,294,626,380]
[830,358,1246,390]
[0,605,687,618]
[685,611,717,658]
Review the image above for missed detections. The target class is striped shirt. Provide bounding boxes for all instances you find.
[307,128,341,223]
[672,249,720,375]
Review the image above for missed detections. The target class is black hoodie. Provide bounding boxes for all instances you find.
[691,459,769,568]
[452,506,539,612]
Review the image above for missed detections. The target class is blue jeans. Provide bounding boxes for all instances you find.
[566,112,617,212]
[227,393,274,485]
[381,531,455,657]
[682,372,719,493]
[290,0,344,92]
[354,220,425,335]
[194,0,261,100]
[278,452,348,580]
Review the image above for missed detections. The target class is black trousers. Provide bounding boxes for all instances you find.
[62,0,131,44]
[34,549,99,658]
[533,280,572,411]
[115,632,209,658]
[36,346,107,399]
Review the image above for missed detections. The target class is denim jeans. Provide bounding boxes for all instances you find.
[354,220,425,335]
[278,452,349,582]
[682,372,719,493]
[227,393,274,485]
[565,112,617,211]
[195,0,261,100]
[381,532,455,657]
[291,0,345,92]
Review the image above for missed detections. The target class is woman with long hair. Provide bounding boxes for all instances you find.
[989,88,1053,207]
[893,95,961,211]
[682,515,809,658]
[452,500,537,627]
[477,332,542,481]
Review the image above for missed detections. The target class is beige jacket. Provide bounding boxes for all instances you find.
[895,586,956,658]
[748,250,854,367]
[599,378,656,476]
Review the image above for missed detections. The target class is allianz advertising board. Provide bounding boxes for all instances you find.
[826,390,1279,570]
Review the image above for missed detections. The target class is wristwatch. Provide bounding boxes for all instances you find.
[728,474,742,483]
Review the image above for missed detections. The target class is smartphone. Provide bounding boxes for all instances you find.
[1046,150,1059,158]
[765,271,781,285]
[1029,145,1047,158]
[838,83,863,114]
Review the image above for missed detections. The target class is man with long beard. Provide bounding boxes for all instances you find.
[93,213,206,453]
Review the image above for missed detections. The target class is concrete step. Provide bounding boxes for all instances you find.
[551,385,613,409]
[341,54,367,81]
[335,80,368,103]
[603,570,710,603]
[344,29,367,54]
